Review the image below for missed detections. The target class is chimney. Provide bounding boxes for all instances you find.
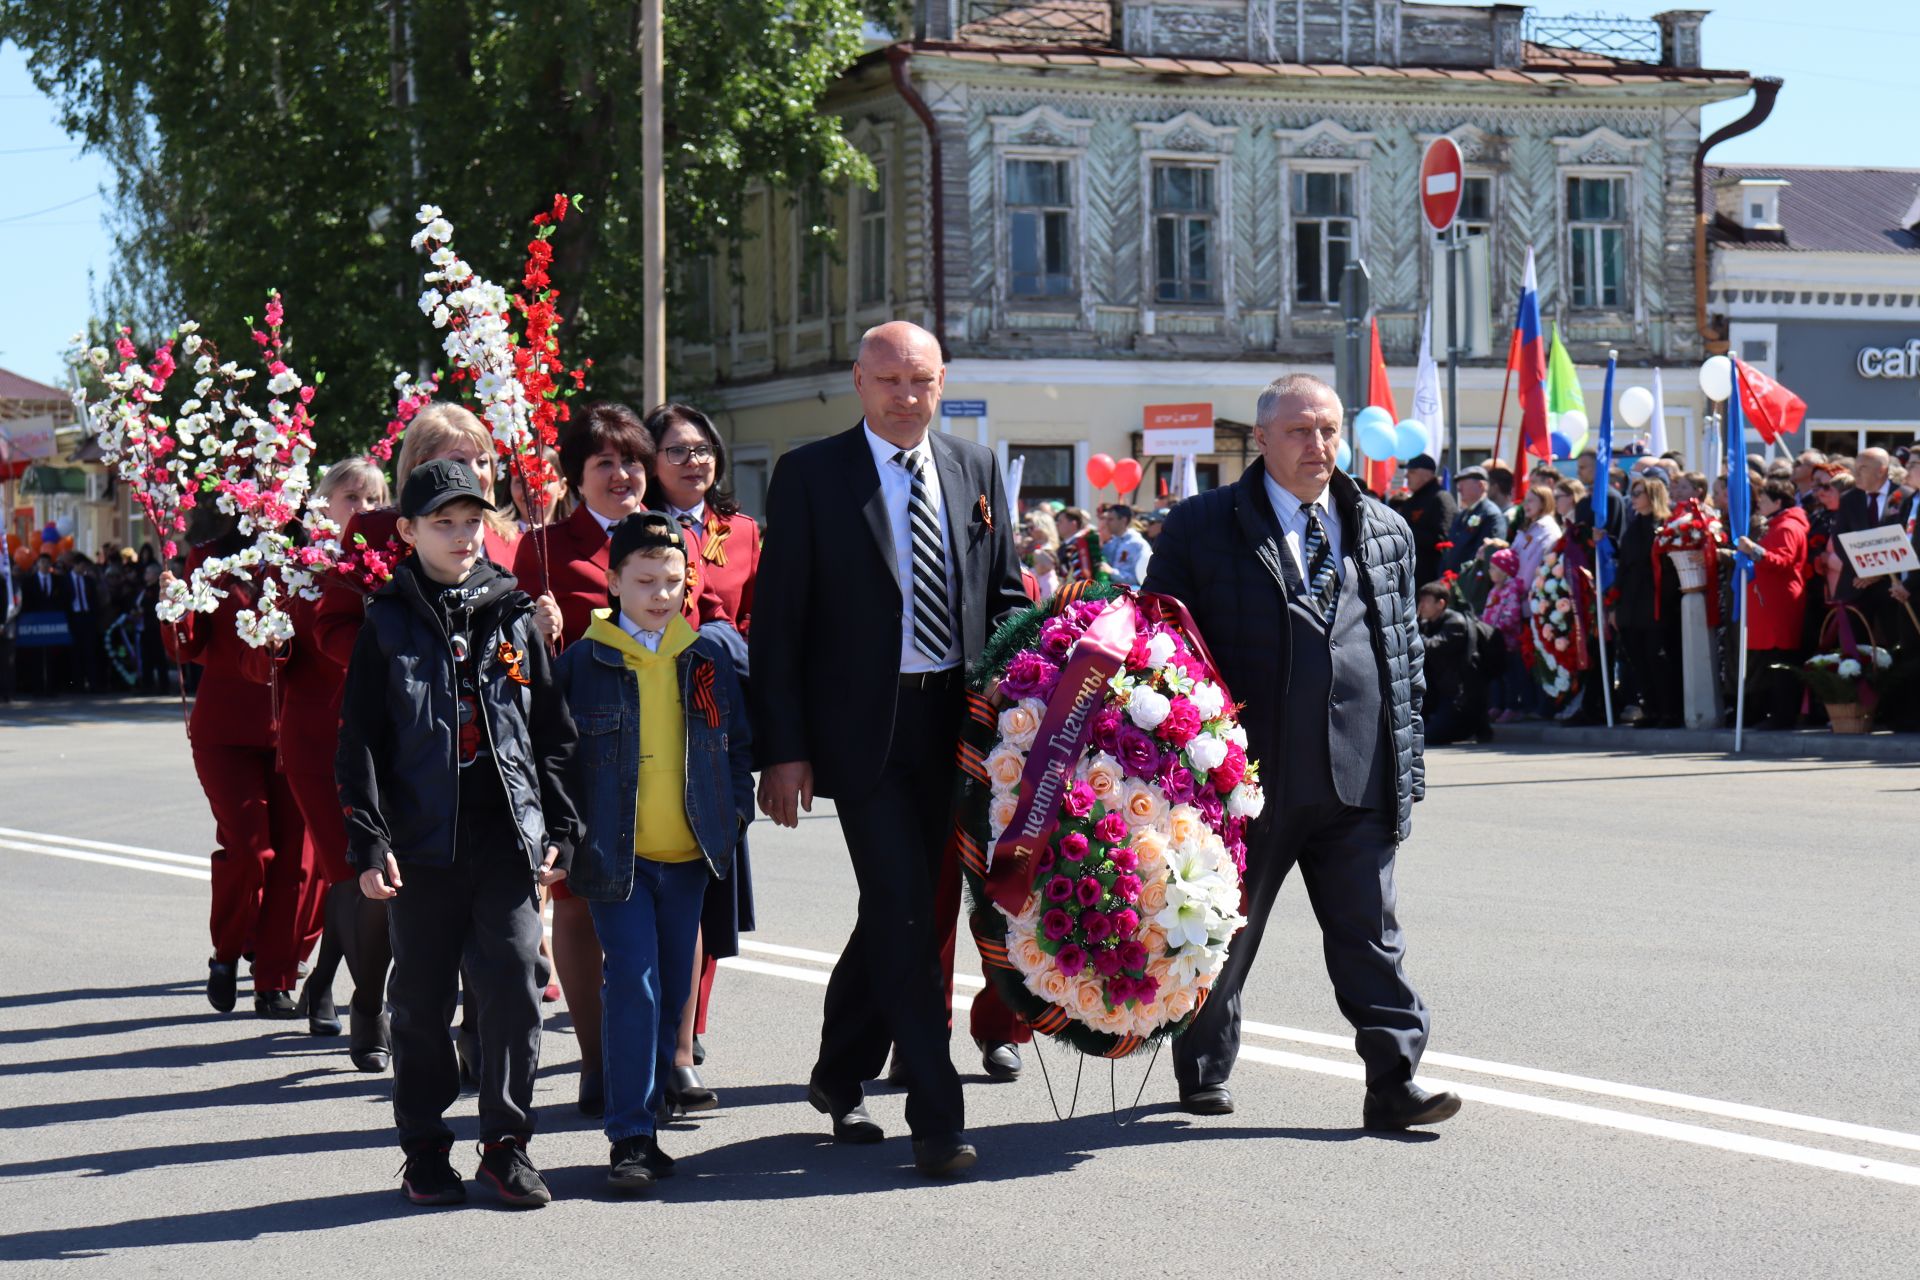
[1652,9,1708,68]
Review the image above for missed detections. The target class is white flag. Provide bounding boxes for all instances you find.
[1180,453,1199,500]
[1649,368,1669,459]
[1412,301,1443,460]
[1006,454,1025,520]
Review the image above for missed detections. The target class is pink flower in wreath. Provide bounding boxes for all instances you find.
[1158,698,1202,747]
[1108,975,1138,1005]
[1094,811,1129,844]
[1109,845,1140,874]
[1210,742,1248,794]
[1042,909,1074,941]
[1075,876,1104,907]
[1063,780,1096,818]
[1055,944,1088,977]
[1090,705,1124,755]
[1058,831,1089,864]
[1091,947,1125,977]
[1000,651,1060,700]
[1118,939,1149,971]
[1111,907,1141,936]
[1083,911,1114,944]
[1111,873,1143,904]
[1046,875,1075,904]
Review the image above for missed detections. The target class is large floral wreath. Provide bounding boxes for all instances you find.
[1524,545,1588,702]
[953,583,1262,1058]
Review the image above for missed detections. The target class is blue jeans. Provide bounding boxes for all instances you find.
[588,859,710,1142]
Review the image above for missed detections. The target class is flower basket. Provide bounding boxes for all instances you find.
[954,583,1261,1059]
[1825,702,1872,734]
[1667,548,1709,593]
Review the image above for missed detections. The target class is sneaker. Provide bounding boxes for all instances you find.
[644,1135,676,1180]
[607,1137,655,1193]
[399,1144,466,1206]
[476,1137,551,1208]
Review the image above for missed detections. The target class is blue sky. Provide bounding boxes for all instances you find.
[2,1,1914,388]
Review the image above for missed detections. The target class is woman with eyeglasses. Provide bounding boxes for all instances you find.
[640,402,760,1114]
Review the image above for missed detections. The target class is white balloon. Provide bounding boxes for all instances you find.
[1698,355,1733,402]
[1559,409,1589,440]
[1618,385,1654,429]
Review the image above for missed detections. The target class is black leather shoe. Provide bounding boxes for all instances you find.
[350,1008,391,1073]
[980,1041,1022,1082]
[807,1082,884,1143]
[1363,1081,1462,1130]
[253,989,300,1019]
[667,1065,719,1113]
[912,1135,978,1178]
[299,976,342,1036]
[1179,1086,1235,1115]
[207,959,238,1013]
[578,1068,605,1118]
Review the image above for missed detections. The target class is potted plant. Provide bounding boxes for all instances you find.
[1783,645,1894,734]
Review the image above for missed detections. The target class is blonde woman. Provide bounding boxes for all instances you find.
[1511,485,1561,592]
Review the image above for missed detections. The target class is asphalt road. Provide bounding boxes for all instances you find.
[2,701,1916,1277]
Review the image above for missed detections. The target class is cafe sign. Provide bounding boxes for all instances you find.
[1856,339,1920,379]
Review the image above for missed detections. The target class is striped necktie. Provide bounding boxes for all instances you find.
[895,449,954,663]
[1301,504,1336,618]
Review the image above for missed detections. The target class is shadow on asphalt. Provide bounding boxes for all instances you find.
[0,980,203,1011]
[0,1190,403,1261]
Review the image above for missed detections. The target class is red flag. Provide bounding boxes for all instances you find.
[1513,248,1550,489]
[1734,360,1807,446]
[1365,317,1398,494]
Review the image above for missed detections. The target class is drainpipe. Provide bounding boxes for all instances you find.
[887,45,948,359]
[1693,77,1781,354]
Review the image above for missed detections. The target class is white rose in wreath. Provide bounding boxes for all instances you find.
[1127,686,1172,730]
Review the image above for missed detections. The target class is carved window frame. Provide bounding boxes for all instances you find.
[990,106,1094,327]
[1552,128,1651,322]
[728,184,776,378]
[1135,112,1239,325]
[1274,121,1376,322]
[787,186,832,356]
[844,117,896,344]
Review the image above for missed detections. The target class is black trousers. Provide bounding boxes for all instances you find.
[1744,647,1803,730]
[1174,801,1428,1094]
[386,817,543,1149]
[814,684,965,1139]
[1621,624,1678,724]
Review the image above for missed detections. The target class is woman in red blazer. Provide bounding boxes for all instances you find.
[511,401,658,1119]
[308,405,556,1071]
[162,521,311,1019]
[1737,475,1812,730]
[280,458,385,1045]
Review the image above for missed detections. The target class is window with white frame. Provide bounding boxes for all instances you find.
[1292,169,1355,305]
[1152,163,1218,304]
[1566,175,1628,310]
[856,161,888,308]
[795,190,828,321]
[1006,157,1075,299]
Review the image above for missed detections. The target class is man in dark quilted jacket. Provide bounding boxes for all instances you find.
[1144,372,1461,1132]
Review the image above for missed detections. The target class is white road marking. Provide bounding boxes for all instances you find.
[12,826,1920,1182]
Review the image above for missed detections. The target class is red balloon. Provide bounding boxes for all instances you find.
[1112,458,1143,495]
[1085,453,1115,488]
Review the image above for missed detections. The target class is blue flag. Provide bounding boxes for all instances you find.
[1726,359,1754,620]
[1594,352,1616,593]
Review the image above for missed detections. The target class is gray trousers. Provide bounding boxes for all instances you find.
[1174,801,1429,1094]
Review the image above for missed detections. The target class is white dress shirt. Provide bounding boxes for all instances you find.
[1263,468,1343,591]
[667,500,707,527]
[863,421,961,673]
[1865,482,1892,523]
[587,505,618,538]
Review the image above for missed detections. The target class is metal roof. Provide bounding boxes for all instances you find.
[0,367,68,403]
[1709,165,1920,256]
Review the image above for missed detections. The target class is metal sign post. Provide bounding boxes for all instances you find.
[1338,259,1372,440]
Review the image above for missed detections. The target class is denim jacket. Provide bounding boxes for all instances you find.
[553,618,754,901]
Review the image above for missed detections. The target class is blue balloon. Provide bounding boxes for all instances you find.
[1354,406,1398,460]
[1393,419,1430,462]
[1549,430,1575,459]
[1336,439,1353,471]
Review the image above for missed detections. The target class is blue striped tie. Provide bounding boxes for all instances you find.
[896,449,954,663]
[1302,505,1336,619]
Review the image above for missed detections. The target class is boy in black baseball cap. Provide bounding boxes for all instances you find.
[336,457,583,1208]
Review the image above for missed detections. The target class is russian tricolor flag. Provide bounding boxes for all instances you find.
[1514,247,1550,480]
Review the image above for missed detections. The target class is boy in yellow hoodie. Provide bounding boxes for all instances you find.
[552,512,753,1193]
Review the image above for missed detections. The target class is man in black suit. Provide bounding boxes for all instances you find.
[1143,372,1459,1131]
[751,321,1028,1177]
[1442,466,1507,574]
[1831,447,1904,639]
[18,553,71,695]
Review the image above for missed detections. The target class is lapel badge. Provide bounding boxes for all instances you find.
[977,493,993,530]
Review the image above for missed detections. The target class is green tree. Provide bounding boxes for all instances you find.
[2,0,871,456]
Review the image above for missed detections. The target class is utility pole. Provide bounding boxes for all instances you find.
[642,0,666,409]
[1338,259,1372,434]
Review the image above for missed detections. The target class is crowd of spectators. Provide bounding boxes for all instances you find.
[2,540,184,702]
